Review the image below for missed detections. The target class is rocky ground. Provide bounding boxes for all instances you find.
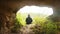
[6,24,35,34]
[20,24,35,34]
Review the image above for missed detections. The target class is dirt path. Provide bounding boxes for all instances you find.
[20,24,35,34]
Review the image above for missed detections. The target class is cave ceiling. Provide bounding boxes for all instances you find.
[0,0,60,13]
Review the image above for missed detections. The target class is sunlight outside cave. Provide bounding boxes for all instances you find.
[16,6,53,26]
[17,6,53,18]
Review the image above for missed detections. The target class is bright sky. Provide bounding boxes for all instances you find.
[17,6,53,16]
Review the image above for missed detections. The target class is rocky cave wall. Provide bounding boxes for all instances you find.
[0,0,60,33]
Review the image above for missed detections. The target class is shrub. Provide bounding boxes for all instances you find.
[11,19,22,33]
[32,19,57,34]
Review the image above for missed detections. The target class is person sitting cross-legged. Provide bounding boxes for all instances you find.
[26,14,32,24]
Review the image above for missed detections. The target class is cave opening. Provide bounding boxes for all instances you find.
[16,5,53,25]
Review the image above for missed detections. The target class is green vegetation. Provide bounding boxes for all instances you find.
[12,12,58,34]
[32,17,57,34]
[16,12,26,26]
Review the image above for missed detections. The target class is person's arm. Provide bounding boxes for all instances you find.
[30,18,32,22]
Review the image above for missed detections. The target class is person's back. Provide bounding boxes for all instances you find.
[26,14,32,24]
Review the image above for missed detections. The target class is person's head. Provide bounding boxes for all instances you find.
[28,14,30,17]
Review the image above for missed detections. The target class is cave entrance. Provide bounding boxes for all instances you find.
[16,6,53,25]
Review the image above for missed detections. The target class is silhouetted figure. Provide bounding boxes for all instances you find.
[26,14,32,24]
